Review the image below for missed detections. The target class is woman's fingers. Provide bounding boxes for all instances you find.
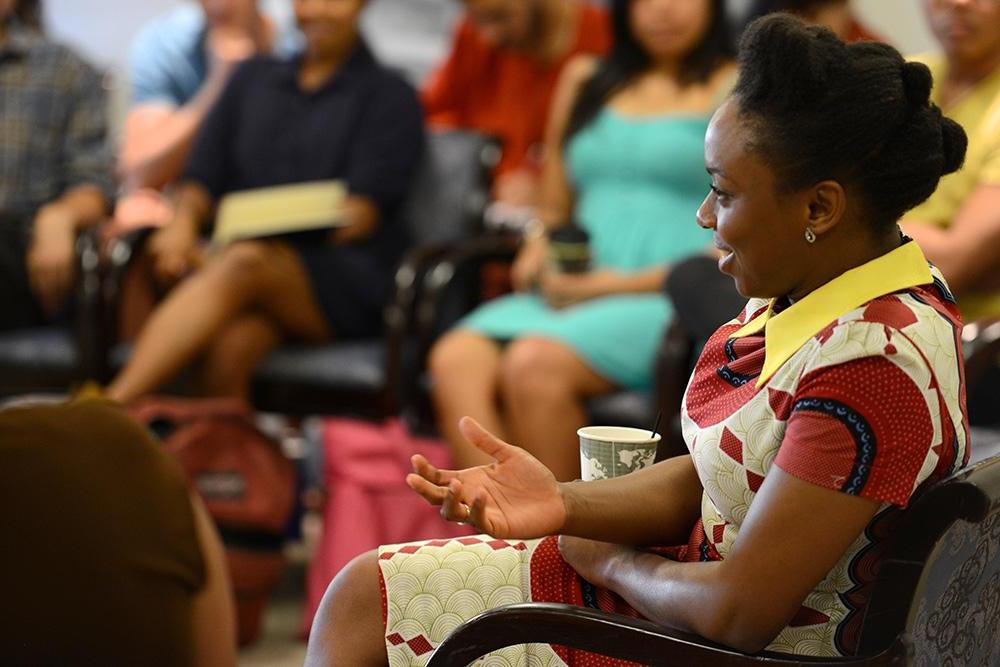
[405,473,447,506]
[441,479,472,524]
[468,494,491,534]
[410,454,458,485]
[458,417,514,462]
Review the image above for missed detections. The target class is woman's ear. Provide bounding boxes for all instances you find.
[807,180,847,237]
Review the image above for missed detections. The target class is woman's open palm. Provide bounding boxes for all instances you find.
[406,417,566,539]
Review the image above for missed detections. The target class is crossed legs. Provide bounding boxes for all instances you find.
[107,240,331,403]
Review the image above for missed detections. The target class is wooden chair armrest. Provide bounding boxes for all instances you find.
[425,603,909,667]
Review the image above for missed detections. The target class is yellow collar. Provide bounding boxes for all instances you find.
[731,241,932,388]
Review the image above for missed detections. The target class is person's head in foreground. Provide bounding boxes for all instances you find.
[702,12,966,299]
[304,14,970,666]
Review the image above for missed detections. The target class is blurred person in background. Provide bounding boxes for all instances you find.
[114,0,300,338]
[118,0,298,201]
[424,0,611,209]
[105,0,423,404]
[0,398,235,665]
[743,0,882,42]
[901,0,1000,324]
[430,0,735,481]
[0,0,113,331]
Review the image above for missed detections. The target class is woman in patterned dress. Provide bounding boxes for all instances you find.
[305,14,971,666]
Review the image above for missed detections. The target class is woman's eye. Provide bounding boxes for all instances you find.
[710,185,731,201]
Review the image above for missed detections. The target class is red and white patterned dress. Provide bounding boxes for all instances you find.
[377,242,970,664]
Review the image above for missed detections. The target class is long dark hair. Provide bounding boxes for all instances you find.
[565,0,733,141]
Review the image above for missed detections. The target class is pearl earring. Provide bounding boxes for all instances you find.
[805,228,817,244]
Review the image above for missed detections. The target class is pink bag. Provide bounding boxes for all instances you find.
[304,418,474,633]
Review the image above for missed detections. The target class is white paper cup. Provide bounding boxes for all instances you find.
[577,426,660,481]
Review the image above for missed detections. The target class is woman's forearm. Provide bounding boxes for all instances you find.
[602,552,777,654]
[559,454,703,546]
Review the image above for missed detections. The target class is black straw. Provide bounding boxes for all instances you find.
[650,410,662,440]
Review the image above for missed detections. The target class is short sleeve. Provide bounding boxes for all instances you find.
[129,23,184,107]
[344,76,425,215]
[775,349,940,508]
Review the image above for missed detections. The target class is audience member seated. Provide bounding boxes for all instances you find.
[744,0,882,42]
[0,398,236,665]
[0,0,112,332]
[901,0,1000,323]
[429,0,735,480]
[305,16,971,665]
[114,0,300,339]
[115,0,297,220]
[423,0,610,207]
[105,0,424,404]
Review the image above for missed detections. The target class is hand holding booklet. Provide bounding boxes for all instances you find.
[211,180,348,245]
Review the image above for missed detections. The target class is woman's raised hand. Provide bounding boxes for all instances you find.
[406,417,567,539]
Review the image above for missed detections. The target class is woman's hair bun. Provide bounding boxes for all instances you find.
[939,115,968,176]
[901,61,933,107]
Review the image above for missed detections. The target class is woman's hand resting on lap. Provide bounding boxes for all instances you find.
[541,270,621,309]
[406,417,567,539]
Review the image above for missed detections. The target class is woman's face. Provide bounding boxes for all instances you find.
[463,0,538,51]
[629,0,713,63]
[294,0,364,56]
[923,0,1000,67]
[696,100,814,298]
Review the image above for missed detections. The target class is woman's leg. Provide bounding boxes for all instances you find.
[107,241,331,403]
[305,551,388,667]
[500,337,615,481]
[199,313,283,400]
[429,330,507,469]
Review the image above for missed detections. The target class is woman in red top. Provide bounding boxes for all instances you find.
[423,0,610,205]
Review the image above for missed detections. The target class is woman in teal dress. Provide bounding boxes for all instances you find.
[430,0,735,481]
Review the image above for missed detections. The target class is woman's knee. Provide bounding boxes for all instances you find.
[429,331,494,387]
[501,337,579,400]
[213,241,273,293]
[306,550,385,664]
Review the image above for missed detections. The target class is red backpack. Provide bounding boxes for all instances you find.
[129,397,295,646]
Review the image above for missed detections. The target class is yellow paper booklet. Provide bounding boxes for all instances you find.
[212,180,347,245]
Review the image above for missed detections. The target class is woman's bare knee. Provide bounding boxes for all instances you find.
[500,337,578,400]
[305,550,386,666]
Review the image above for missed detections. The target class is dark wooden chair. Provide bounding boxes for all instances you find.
[963,320,1000,426]
[100,130,500,419]
[425,432,1000,666]
[0,229,105,397]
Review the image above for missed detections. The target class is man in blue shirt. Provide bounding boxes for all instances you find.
[116,0,298,214]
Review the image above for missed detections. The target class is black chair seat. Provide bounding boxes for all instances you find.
[0,328,82,395]
[0,327,78,371]
[255,341,385,393]
[585,391,656,430]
